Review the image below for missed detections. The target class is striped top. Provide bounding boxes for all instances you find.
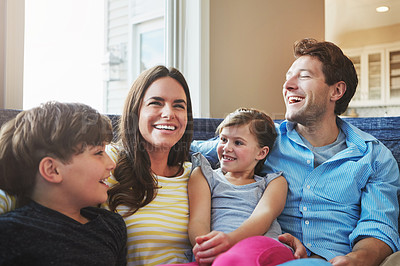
[105,145,192,266]
[0,190,15,214]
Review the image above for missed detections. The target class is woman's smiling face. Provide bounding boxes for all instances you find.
[138,76,188,153]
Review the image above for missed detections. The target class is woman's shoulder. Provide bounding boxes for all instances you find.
[179,161,192,178]
[105,143,122,163]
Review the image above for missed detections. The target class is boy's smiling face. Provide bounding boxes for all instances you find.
[56,144,116,209]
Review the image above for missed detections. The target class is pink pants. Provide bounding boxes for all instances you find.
[161,236,295,266]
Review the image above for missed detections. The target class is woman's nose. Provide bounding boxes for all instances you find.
[161,105,175,119]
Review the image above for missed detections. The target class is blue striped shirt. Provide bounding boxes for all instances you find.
[191,118,400,260]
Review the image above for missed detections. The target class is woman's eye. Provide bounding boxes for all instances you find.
[95,151,104,156]
[174,104,186,109]
[149,101,162,106]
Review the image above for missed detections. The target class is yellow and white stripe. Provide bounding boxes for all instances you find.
[105,145,192,266]
[0,189,16,214]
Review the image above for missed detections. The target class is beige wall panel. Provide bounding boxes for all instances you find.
[209,0,324,119]
[334,23,400,49]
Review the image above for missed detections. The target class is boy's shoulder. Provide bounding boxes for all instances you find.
[0,202,38,231]
[83,207,125,225]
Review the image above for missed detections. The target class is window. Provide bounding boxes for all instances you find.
[23,0,105,112]
[3,0,210,117]
[103,0,166,114]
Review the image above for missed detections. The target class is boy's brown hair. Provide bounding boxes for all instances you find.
[0,101,113,203]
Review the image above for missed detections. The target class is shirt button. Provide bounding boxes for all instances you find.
[307,160,311,164]
[306,243,312,247]
[303,206,307,211]
[306,185,311,189]
[305,220,310,225]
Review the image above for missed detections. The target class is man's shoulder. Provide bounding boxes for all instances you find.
[338,118,377,142]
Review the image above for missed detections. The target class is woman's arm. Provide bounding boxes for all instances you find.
[187,167,212,246]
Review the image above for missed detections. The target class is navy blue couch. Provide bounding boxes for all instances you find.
[0,109,399,175]
[1,109,400,227]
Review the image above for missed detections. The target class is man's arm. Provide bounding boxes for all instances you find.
[329,237,392,266]
[332,145,400,266]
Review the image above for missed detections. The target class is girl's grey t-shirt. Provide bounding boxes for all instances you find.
[191,152,284,239]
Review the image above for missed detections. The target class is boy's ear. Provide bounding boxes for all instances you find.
[38,157,63,184]
[256,146,269,161]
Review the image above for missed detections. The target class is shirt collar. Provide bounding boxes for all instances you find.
[279,117,378,153]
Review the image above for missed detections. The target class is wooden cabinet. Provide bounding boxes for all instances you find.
[346,43,400,108]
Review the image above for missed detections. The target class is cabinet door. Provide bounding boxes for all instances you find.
[367,53,382,100]
[389,50,400,99]
[350,55,361,101]
[349,51,384,104]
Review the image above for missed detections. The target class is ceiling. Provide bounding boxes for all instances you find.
[325,0,400,37]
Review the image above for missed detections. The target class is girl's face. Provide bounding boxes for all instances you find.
[217,124,268,177]
[138,76,188,153]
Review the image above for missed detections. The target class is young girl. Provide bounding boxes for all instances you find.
[164,108,295,266]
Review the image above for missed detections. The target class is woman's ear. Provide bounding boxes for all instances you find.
[331,81,346,102]
[256,146,269,161]
[38,157,63,184]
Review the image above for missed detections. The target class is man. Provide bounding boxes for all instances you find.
[191,38,400,266]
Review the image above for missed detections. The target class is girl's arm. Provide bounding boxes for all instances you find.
[194,176,288,264]
[187,167,212,246]
[228,175,288,243]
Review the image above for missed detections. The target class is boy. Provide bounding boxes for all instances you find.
[0,101,127,265]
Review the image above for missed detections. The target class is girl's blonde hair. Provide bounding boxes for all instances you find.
[216,108,277,175]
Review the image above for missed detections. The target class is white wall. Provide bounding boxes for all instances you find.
[0,0,24,109]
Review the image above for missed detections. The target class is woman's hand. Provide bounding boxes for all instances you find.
[193,231,234,265]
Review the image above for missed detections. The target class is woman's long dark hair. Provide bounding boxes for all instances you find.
[107,65,193,216]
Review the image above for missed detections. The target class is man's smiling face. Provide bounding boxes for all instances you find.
[283,55,333,126]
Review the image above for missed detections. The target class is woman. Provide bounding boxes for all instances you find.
[106,65,194,266]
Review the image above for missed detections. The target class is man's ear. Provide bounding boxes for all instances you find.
[331,81,346,102]
[38,157,63,184]
[256,146,270,161]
